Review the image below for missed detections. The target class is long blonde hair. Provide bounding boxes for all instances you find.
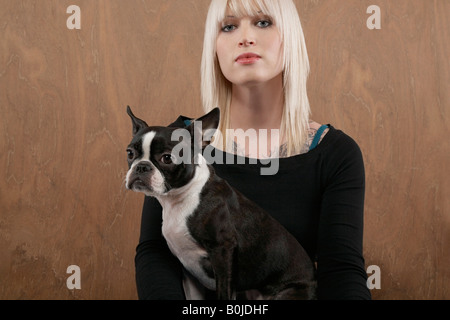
[201,0,311,156]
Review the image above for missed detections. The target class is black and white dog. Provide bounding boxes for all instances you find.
[125,106,316,300]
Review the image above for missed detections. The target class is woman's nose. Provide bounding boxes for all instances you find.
[239,39,255,47]
[238,23,256,47]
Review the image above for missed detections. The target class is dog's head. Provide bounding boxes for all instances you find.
[125,106,220,197]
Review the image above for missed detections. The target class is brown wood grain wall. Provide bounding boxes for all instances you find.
[0,0,448,300]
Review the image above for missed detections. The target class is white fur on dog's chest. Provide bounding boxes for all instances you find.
[158,162,215,290]
[161,209,213,289]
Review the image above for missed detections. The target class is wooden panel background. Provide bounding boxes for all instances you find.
[0,0,448,300]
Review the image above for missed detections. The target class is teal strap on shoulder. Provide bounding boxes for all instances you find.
[309,125,329,151]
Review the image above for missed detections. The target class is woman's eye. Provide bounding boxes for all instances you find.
[256,20,272,28]
[161,154,173,165]
[221,24,236,32]
[127,149,134,160]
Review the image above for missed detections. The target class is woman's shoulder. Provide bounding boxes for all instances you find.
[314,124,364,168]
[306,119,358,148]
[302,120,330,153]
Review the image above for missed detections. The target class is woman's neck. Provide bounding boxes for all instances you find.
[228,73,285,158]
[229,73,284,131]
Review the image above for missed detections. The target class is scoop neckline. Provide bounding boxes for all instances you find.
[211,125,334,160]
[203,125,338,174]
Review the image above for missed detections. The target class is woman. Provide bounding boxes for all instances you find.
[135,0,371,300]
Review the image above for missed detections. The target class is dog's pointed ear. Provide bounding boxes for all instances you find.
[187,108,220,148]
[127,106,148,136]
[193,107,220,131]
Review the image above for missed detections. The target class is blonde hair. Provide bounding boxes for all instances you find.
[201,0,310,156]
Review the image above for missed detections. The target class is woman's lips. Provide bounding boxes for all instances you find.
[235,53,261,65]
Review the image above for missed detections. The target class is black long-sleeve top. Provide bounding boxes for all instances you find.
[134,116,371,300]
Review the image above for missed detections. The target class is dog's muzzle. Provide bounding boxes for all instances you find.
[126,162,153,191]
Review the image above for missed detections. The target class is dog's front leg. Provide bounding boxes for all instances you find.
[210,244,236,300]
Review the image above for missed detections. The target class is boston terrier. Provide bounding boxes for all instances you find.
[125,106,316,300]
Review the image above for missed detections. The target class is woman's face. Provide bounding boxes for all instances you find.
[216,11,283,87]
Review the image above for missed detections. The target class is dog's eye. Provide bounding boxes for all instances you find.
[127,149,134,160]
[161,154,173,165]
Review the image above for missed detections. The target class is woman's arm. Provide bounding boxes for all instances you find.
[316,134,372,300]
[135,196,185,300]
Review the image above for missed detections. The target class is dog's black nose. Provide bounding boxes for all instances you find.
[135,163,152,174]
